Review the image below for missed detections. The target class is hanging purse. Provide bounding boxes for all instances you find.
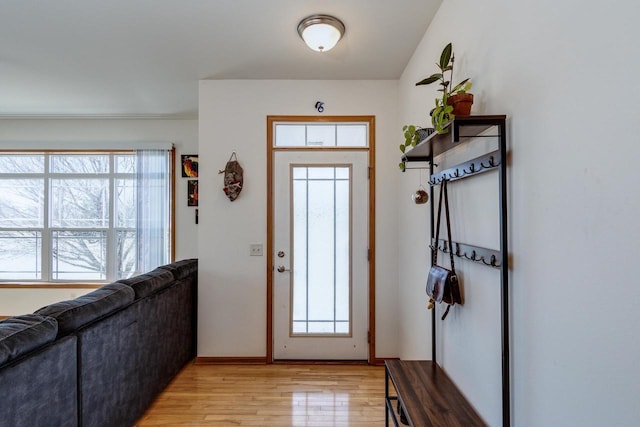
[426,178,462,320]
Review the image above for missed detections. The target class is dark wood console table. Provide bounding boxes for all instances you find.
[385,360,487,427]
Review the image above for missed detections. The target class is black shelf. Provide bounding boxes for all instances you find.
[401,115,507,164]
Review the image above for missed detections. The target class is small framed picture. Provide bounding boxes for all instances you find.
[181,155,198,178]
[187,180,198,206]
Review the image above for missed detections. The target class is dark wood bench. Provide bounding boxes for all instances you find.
[385,360,487,427]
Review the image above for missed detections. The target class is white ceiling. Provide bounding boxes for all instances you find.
[0,1,440,118]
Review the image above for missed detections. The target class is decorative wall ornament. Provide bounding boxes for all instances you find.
[219,152,243,202]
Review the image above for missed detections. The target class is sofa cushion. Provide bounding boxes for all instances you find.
[116,267,175,299]
[158,259,198,280]
[35,283,134,337]
[0,314,58,366]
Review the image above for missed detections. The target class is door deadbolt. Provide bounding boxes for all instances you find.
[277,251,285,258]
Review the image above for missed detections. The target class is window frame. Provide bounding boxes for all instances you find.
[0,149,175,284]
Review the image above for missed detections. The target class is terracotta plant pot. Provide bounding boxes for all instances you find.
[447,93,474,116]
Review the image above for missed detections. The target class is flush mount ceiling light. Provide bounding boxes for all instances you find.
[297,14,345,53]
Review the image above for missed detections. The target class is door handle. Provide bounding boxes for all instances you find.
[277,265,291,273]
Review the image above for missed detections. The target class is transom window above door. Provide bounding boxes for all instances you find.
[274,123,368,147]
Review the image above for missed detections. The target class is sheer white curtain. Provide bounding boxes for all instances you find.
[136,149,171,273]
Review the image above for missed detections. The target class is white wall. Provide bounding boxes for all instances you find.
[0,118,198,314]
[398,0,640,426]
[198,80,399,359]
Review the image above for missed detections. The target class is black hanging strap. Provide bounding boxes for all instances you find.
[433,179,455,273]
[433,181,444,265]
[443,179,455,272]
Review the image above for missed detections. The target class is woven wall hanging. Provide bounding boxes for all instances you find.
[219,152,243,201]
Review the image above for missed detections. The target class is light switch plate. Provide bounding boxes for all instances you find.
[250,243,263,256]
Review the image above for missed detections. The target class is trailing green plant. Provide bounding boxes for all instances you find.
[399,125,421,153]
[416,43,471,133]
[398,124,422,171]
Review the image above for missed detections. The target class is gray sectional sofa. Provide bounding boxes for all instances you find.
[0,259,197,427]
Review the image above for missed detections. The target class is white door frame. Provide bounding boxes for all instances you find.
[266,116,376,363]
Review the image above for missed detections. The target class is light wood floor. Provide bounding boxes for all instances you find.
[136,363,388,426]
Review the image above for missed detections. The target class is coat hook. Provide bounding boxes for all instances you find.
[480,156,499,169]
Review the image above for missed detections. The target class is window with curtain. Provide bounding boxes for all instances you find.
[0,150,172,282]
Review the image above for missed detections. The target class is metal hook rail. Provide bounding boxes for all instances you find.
[430,238,501,269]
[429,150,501,185]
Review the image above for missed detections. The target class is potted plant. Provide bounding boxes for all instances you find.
[416,43,473,133]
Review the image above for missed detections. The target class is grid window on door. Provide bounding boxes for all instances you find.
[291,166,351,335]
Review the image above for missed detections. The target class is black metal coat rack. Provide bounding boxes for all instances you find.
[401,115,510,427]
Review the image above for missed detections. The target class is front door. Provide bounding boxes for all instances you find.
[270,119,371,360]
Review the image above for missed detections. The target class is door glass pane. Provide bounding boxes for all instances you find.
[335,167,349,179]
[307,168,335,179]
[292,175,308,333]
[291,166,351,336]
[0,231,41,280]
[335,179,350,321]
